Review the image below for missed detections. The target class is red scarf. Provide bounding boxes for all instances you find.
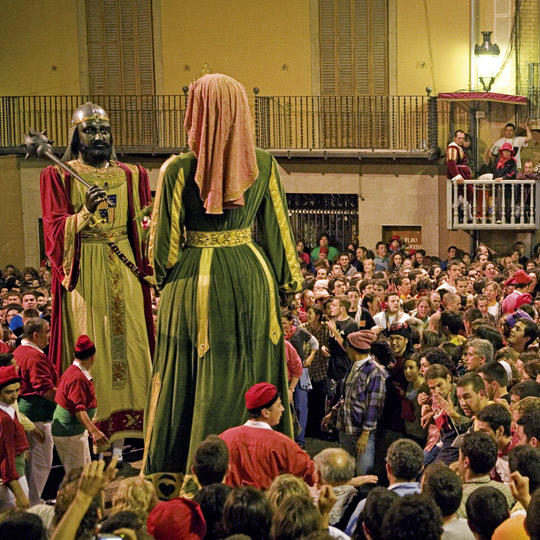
[285,326,297,341]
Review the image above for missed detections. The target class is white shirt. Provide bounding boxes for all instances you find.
[73,360,93,381]
[373,311,411,329]
[243,419,272,430]
[0,402,16,420]
[21,338,44,353]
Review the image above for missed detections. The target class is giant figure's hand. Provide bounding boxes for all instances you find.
[85,185,108,213]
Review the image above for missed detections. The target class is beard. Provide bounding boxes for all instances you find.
[79,140,111,166]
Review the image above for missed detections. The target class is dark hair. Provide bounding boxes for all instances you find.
[425,363,451,382]
[457,372,485,394]
[422,347,455,373]
[193,435,229,486]
[221,487,272,540]
[477,361,508,387]
[281,309,294,322]
[386,439,424,481]
[509,445,540,494]
[0,509,46,540]
[520,319,540,347]
[511,380,540,400]
[0,353,14,368]
[517,409,540,443]
[440,311,464,335]
[525,360,540,381]
[22,317,47,340]
[421,331,443,349]
[505,123,516,130]
[362,487,399,540]
[476,403,512,437]
[100,511,142,533]
[271,495,321,540]
[465,487,509,540]
[370,341,395,368]
[193,483,233,540]
[526,489,540,540]
[474,324,504,351]
[422,463,462,517]
[381,494,443,540]
[460,431,498,475]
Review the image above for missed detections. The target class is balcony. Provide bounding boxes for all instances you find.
[447,178,538,230]
[0,93,440,159]
[253,93,439,159]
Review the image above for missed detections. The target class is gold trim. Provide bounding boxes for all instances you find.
[185,227,252,248]
[61,214,79,288]
[247,244,281,344]
[72,112,110,126]
[267,161,303,293]
[148,155,182,274]
[140,371,162,477]
[77,205,94,232]
[81,228,128,242]
[166,168,185,269]
[196,248,213,357]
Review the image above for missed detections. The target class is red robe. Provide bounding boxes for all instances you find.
[446,142,472,179]
[0,408,28,484]
[220,423,317,490]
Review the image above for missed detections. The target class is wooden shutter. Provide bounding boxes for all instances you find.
[86,0,155,96]
[319,0,388,96]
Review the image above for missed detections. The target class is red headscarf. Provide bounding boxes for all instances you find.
[184,74,259,214]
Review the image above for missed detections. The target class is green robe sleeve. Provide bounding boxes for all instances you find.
[256,153,303,295]
[149,155,187,288]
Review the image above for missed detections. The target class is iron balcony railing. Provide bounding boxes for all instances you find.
[0,95,189,153]
[0,93,438,154]
[447,178,539,230]
[253,93,438,151]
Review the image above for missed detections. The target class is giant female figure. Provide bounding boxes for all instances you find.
[143,74,302,488]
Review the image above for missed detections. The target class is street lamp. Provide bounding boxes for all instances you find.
[475,31,500,92]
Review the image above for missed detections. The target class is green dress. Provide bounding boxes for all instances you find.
[143,149,302,485]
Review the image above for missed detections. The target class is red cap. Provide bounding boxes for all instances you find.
[513,270,532,285]
[0,365,19,389]
[390,235,401,243]
[320,246,329,255]
[499,142,515,156]
[74,335,96,359]
[147,498,206,540]
[245,382,278,410]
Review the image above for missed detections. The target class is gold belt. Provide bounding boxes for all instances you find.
[81,228,128,243]
[185,228,252,248]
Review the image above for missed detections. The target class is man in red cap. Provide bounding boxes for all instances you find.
[219,382,317,489]
[147,497,206,540]
[14,317,57,506]
[502,270,533,314]
[52,335,108,474]
[0,365,29,510]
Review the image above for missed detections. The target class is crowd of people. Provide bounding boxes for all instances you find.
[2,231,540,539]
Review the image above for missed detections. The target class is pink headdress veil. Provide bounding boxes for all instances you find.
[184,73,259,214]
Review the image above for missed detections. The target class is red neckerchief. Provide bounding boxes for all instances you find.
[285,326,297,341]
[497,153,512,166]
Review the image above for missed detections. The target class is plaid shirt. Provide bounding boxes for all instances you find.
[456,475,515,519]
[336,355,388,436]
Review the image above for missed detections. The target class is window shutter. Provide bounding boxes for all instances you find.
[320,0,388,96]
[86,0,155,96]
